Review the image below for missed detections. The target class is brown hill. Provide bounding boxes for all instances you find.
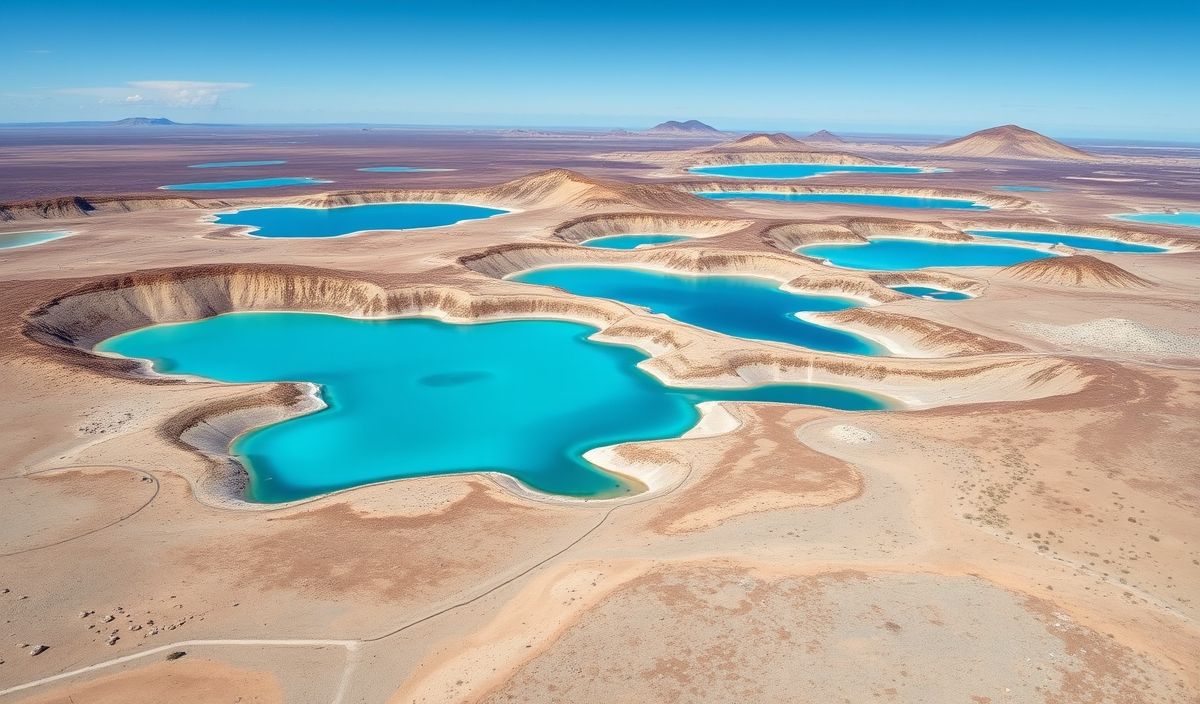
[722,132,807,149]
[481,169,710,211]
[803,130,846,144]
[644,120,724,136]
[926,124,1094,161]
[1000,255,1151,288]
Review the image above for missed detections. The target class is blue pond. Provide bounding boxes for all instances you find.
[799,239,1052,271]
[1114,212,1200,228]
[188,160,288,169]
[891,285,971,301]
[582,234,693,249]
[996,185,1051,192]
[697,191,990,211]
[357,166,455,173]
[966,229,1166,253]
[213,202,509,238]
[689,164,924,179]
[512,267,885,355]
[97,313,887,502]
[161,177,331,191]
[0,230,72,250]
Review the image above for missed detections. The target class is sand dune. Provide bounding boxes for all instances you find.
[1000,255,1153,288]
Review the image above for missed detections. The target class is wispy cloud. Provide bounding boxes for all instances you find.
[58,80,251,108]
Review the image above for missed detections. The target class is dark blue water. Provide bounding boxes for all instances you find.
[891,285,971,301]
[996,185,1051,192]
[98,314,888,502]
[697,191,990,210]
[582,234,693,249]
[967,229,1165,253]
[213,202,510,238]
[799,239,1052,270]
[161,177,331,190]
[511,266,886,355]
[689,164,924,179]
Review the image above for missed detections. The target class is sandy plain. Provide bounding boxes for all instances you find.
[0,127,1198,703]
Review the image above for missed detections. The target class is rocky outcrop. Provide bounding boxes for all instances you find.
[926,124,1095,161]
[808,308,1026,357]
[999,255,1153,288]
[0,195,210,221]
[722,133,808,149]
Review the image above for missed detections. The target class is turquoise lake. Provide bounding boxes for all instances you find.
[0,230,72,250]
[582,234,693,249]
[357,166,455,173]
[97,313,887,502]
[188,160,287,169]
[799,239,1052,271]
[890,285,971,301]
[697,192,990,210]
[1114,212,1200,228]
[511,267,885,355]
[996,185,1051,192]
[967,229,1166,253]
[689,164,924,179]
[161,177,331,191]
[213,202,509,238]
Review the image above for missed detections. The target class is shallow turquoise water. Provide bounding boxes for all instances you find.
[357,166,455,173]
[512,267,885,355]
[1114,212,1200,228]
[891,285,971,301]
[188,160,287,168]
[161,177,331,191]
[213,202,509,238]
[689,164,924,179]
[967,229,1165,253]
[97,313,887,502]
[582,234,693,249]
[996,185,1051,192]
[0,230,72,250]
[799,239,1052,271]
[697,191,990,210]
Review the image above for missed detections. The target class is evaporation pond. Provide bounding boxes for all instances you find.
[582,234,693,249]
[161,177,331,191]
[799,239,1052,270]
[697,192,989,210]
[512,266,886,355]
[0,230,71,250]
[690,164,923,179]
[1113,212,1200,228]
[890,286,971,301]
[97,313,887,502]
[967,230,1165,253]
[213,202,509,238]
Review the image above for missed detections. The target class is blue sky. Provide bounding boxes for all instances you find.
[3,0,1197,139]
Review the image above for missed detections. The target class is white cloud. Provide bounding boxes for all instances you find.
[58,80,251,108]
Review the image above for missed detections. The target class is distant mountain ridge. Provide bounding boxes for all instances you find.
[111,117,178,126]
[644,120,724,136]
[926,124,1094,161]
[803,129,846,143]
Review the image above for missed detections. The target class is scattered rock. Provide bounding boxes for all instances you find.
[166,651,187,661]
[102,615,115,623]
[129,625,141,631]
[29,645,48,656]
[106,635,119,646]
[79,610,94,618]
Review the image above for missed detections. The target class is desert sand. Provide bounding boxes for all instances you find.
[0,125,1197,703]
